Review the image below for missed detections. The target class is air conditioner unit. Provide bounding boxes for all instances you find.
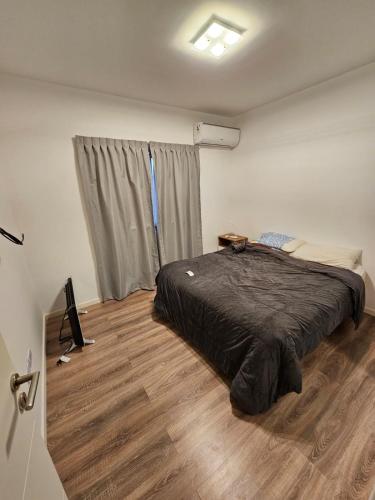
[193,122,240,149]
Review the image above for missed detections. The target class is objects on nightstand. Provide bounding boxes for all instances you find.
[218,233,248,248]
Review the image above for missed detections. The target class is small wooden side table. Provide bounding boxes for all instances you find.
[218,233,248,248]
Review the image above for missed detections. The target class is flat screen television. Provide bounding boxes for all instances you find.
[65,277,84,348]
[58,277,94,361]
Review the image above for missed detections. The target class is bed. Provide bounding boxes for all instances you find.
[154,244,365,414]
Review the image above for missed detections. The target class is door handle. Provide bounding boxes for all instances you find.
[10,371,40,412]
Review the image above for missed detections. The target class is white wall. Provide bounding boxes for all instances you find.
[1,62,373,471]
[228,63,375,310]
[0,176,44,430]
[0,74,233,313]
[1,64,374,318]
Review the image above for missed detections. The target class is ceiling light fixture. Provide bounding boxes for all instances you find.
[206,22,223,39]
[191,16,244,59]
[210,42,225,57]
[194,36,210,51]
[224,31,241,45]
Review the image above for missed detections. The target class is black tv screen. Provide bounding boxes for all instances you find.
[65,277,84,347]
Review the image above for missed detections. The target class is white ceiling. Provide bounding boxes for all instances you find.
[1,0,374,116]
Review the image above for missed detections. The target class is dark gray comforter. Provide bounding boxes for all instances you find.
[154,244,365,414]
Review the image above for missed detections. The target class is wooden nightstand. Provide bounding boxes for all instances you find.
[218,233,248,248]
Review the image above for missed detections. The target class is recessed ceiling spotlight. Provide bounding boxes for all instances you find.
[191,16,244,59]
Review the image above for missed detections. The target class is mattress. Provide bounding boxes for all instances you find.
[352,263,366,279]
[154,244,365,414]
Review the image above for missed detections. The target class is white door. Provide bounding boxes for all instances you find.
[0,334,66,500]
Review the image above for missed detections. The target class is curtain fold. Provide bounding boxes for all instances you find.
[75,136,159,300]
[150,142,203,265]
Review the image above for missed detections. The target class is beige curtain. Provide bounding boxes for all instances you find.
[150,142,203,265]
[75,136,159,300]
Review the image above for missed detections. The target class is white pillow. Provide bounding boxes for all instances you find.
[282,239,305,253]
[291,242,361,270]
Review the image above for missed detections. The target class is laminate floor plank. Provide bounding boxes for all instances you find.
[46,290,375,499]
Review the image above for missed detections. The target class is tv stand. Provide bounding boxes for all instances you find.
[63,337,95,355]
[83,338,95,344]
[58,337,95,364]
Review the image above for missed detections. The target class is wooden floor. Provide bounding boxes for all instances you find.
[46,290,375,500]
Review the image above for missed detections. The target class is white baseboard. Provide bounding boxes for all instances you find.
[365,306,375,317]
[45,297,101,320]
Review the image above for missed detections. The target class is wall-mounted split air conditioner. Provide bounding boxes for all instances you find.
[193,122,240,149]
